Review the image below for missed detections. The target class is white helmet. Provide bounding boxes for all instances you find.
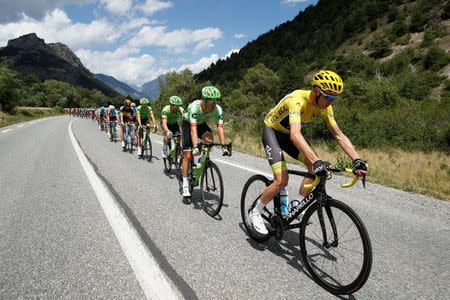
[109,105,115,110]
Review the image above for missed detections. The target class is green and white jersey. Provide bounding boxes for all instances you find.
[161,105,184,125]
[136,105,153,120]
[183,100,224,126]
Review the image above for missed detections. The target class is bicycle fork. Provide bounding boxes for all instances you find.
[317,200,339,248]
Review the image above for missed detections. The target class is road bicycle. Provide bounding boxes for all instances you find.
[178,142,232,217]
[123,122,136,154]
[109,121,118,142]
[99,117,106,132]
[163,132,182,173]
[240,164,372,295]
[139,124,157,161]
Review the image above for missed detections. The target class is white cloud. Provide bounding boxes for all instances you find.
[0,0,94,23]
[129,26,222,53]
[0,9,146,50]
[178,48,241,74]
[225,48,240,58]
[233,33,247,39]
[178,54,220,73]
[76,47,161,86]
[138,0,173,16]
[100,0,133,15]
[281,0,308,4]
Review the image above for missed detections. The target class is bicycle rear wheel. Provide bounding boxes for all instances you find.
[240,174,272,242]
[300,199,372,295]
[200,161,224,217]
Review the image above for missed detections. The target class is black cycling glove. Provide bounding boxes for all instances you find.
[353,159,368,171]
[313,160,328,176]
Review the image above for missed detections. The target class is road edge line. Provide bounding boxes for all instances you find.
[68,120,180,300]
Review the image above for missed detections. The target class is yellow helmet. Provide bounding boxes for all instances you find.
[312,70,344,95]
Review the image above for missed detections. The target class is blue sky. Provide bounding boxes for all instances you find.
[0,0,317,86]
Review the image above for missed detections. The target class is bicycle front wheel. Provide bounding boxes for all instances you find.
[300,199,372,295]
[129,135,134,154]
[147,136,153,162]
[200,161,224,217]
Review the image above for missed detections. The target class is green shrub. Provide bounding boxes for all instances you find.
[380,48,414,75]
[391,20,408,38]
[369,38,393,58]
[394,70,441,100]
[423,45,450,71]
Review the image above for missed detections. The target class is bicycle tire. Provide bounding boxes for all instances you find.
[240,174,272,242]
[200,161,224,217]
[129,134,134,154]
[147,135,153,162]
[176,156,184,193]
[300,199,372,295]
[163,142,172,172]
[163,157,171,172]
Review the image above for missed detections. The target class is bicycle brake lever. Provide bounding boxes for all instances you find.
[362,175,366,188]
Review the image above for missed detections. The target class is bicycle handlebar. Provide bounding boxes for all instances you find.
[198,142,233,156]
[303,167,363,190]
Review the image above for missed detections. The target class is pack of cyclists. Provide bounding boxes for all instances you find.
[70,70,368,233]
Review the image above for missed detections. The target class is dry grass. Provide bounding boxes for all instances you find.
[225,128,450,201]
[0,107,64,128]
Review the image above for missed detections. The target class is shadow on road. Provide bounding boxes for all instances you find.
[237,222,357,300]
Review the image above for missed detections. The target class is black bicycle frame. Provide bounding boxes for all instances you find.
[262,169,339,244]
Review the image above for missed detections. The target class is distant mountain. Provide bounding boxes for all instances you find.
[129,83,141,91]
[95,73,145,99]
[140,74,166,101]
[0,33,118,97]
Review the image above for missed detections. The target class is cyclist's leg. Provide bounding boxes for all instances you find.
[250,126,289,234]
[260,126,289,205]
[181,120,193,196]
[120,121,126,148]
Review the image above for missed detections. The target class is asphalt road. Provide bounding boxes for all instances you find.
[1,116,449,299]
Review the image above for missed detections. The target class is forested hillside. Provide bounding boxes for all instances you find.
[0,60,124,112]
[156,0,450,152]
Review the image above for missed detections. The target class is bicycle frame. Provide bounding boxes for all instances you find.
[190,143,232,186]
[262,170,342,246]
[109,121,116,137]
[168,134,182,162]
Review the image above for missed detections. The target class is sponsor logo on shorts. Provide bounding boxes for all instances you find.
[265,145,273,160]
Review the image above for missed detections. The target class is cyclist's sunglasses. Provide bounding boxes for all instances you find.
[317,88,337,102]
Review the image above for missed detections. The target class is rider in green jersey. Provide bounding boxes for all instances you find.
[181,86,230,197]
[136,97,157,157]
[161,96,184,158]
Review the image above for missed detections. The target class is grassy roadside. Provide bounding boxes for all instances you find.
[225,127,450,201]
[0,107,65,128]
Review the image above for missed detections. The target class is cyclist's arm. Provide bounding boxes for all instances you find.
[120,112,124,124]
[217,125,226,145]
[161,117,169,133]
[290,122,318,167]
[191,124,199,148]
[328,123,360,162]
[150,112,156,127]
[214,105,226,144]
[137,112,142,127]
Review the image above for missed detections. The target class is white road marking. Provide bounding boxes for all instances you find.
[17,125,24,128]
[1,129,12,133]
[215,158,272,178]
[69,121,180,300]
[154,139,272,177]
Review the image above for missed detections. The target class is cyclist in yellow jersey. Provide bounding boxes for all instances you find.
[250,70,369,235]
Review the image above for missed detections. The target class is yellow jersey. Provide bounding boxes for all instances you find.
[264,89,337,134]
